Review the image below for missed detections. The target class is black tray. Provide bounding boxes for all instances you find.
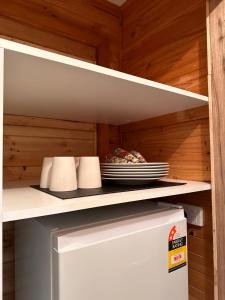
[31,180,186,200]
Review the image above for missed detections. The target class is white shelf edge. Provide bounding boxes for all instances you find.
[3,179,211,222]
[0,38,208,102]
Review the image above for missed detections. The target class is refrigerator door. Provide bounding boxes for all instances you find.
[53,208,188,300]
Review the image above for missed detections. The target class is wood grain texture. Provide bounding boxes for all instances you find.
[3,114,97,299]
[120,106,211,182]
[3,115,96,131]
[0,0,121,67]
[120,108,212,298]
[207,1,225,299]
[3,114,97,186]
[97,124,120,161]
[122,0,208,95]
[1,1,213,300]
[97,124,110,161]
[162,191,214,300]
[0,2,121,299]
[120,2,212,299]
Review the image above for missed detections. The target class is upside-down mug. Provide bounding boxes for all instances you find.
[77,156,102,189]
[40,157,53,189]
[49,157,78,192]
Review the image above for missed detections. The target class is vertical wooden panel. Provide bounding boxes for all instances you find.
[207,1,225,299]
[97,124,110,161]
[97,124,120,161]
[0,46,5,300]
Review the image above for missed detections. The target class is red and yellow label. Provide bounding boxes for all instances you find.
[168,226,187,273]
[168,243,187,273]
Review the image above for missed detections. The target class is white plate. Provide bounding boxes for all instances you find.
[102,173,167,178]
[102,172,168,177]
[103,174,168,179]
[101,163,169,168]
[102,178,161,185]
[101,162,169,166]
[101,167,169,172]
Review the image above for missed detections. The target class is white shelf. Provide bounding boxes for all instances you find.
[3,179,211,222]
[1,38,208,125]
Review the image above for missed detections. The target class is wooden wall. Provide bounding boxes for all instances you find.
[120,0,209,180]
[120,105,210,182]
[0,0,122,69]
[122,0,208,95]
[121,0,209,181]
[1,0,213,300]
[120,107,213,299]
[0,2,121,299]
[97,124,120,161]
[121,1,213,299]
[163,191,214,300]
[3,115,97,300]
[3,115,97,187]
[120,101,211,300]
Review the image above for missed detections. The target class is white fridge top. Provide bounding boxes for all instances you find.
[46,202,185,253]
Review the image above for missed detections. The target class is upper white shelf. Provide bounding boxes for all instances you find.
[1,38,208,125]
[3,179,211,222]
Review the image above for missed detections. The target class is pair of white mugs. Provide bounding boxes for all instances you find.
[40,156,102,192]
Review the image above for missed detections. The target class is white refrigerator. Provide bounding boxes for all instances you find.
[15,201,188,300]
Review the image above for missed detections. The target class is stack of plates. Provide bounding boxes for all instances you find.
[101,162,169,185]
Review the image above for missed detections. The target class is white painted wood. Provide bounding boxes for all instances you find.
[3,179,211,222]
[0,38,208,125]
[0,47,4,300]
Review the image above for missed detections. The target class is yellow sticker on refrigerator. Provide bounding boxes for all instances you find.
[168,236,187,273]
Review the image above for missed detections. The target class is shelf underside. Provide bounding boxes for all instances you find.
[1,38,208,125]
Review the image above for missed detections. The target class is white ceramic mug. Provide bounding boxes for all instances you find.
[40,157,53,189]
[49,157,77,192]
[77,156,102,189]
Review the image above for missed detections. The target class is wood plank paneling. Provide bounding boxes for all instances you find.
[4,136,95,168]
[120,106,210,182]
[3,114,97,186]
[122,0,208,95]
[120,105,209,133]
[3,115,96,131]
[1,1,214,300]
[162,191,214,300]
[1,2,121,299]
[121,0,210,185]
[207,1,225,299]
[0,16,96,62]
[97,124,120,161]
[0,0,121,67]
[3,114,97,299]
[120,111,212,300]
[120,109,213,300]
[121,2,212,299]
[109,125,120,152]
